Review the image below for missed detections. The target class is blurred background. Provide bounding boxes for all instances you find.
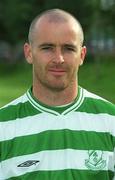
[0,0,115,107]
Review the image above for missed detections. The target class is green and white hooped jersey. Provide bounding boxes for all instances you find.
[0,86,115,180]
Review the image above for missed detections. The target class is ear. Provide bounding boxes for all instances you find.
[24,43,33,64]
[80,46,87,66]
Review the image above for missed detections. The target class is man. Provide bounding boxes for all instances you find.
[0,9,115,179]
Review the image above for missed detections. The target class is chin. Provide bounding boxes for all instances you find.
[46,83,67,92]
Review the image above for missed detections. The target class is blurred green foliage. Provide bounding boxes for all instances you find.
[0,0,114,44]
[0,0,114,107]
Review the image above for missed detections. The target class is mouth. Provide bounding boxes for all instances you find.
[48,68,66,76]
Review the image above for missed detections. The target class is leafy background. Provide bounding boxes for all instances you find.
[0,0,115,107]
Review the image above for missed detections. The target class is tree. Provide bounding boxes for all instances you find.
[0,0,45,44]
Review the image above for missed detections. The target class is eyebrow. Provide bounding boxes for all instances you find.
[38,43,77,49]
[38,43,55,48]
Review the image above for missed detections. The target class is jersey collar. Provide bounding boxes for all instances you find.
[26,86,84,115]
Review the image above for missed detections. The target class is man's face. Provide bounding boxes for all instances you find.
[24,19,86,91]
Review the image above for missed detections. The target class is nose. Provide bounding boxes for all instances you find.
[52,48,64,64]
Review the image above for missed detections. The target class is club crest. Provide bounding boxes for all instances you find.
[85,150,106,170]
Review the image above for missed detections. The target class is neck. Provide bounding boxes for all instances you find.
[33,81,78,106]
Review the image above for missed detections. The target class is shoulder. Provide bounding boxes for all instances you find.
[82,87,115,115]
[0,93,28,109]
[0,93,28,122]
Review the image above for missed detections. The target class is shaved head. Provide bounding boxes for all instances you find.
[28,9,84,46]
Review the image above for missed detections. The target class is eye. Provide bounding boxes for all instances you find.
[39,44,55,52]
[63,45,77,52]
[41,46,53,50]
[66,47,75,51]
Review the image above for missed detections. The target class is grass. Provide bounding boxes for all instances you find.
[0,63,32,107]
[79,59,115,103]
[0,59,115,107]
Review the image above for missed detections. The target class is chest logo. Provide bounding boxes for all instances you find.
[17,160,40,167]
[85,150,106,170]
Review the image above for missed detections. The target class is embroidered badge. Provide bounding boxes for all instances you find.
[85,150,106,170]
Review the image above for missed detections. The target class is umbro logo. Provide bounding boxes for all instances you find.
[17,160,40,167]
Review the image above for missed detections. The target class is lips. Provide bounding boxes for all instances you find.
[48,68,66,76]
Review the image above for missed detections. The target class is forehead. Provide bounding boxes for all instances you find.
[33,17,81,44]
